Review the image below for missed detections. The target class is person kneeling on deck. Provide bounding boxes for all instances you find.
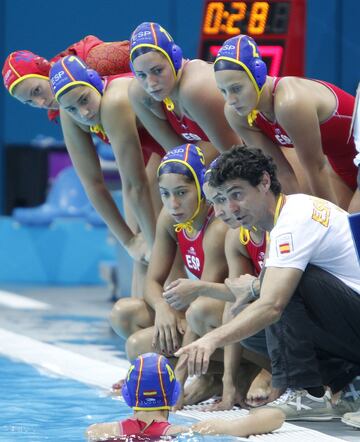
[175,145,360,421]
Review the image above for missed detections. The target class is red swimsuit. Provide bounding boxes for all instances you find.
[119,418,171,437]
[254,77,357,189]
[176,208,214,279]
[162,103,210,142]
[89,74,165,165]
[244,233,266,276]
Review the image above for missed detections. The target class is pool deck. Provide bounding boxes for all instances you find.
[0,285,359,441]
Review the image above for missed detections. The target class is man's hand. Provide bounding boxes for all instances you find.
[153,303,185,355]
[124,232,149,264]
[174,334,217,377]
[163,278,199,310]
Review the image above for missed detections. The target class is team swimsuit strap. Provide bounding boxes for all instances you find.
[239,225,258,245]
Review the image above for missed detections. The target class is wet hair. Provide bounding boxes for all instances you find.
[131,46,158,62]
[57,84,81,102]
[157,162,194,183]
[214,59,245,72]
[209,145,281,195]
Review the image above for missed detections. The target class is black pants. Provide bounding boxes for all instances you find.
[265,265,360,393]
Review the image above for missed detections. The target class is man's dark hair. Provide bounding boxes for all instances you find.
[209,145,282,195]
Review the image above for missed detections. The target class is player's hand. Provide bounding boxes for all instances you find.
[153,303,185,355]
[163,278,198,310]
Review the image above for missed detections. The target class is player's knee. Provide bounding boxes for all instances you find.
[110,298,141,338]
[126,331,147,361]
[186,298,208,335]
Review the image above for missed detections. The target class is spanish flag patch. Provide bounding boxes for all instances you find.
[276,234,294,257]
[279,243,291,254]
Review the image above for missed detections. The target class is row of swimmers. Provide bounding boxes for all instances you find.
[3,23,359,268]
[3,21,360,439]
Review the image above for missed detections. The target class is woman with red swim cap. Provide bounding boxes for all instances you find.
[2,36,130,113]
[128,22,243,166]
[214,35,357,209]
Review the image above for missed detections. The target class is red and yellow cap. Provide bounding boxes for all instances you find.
[2,50,51,95]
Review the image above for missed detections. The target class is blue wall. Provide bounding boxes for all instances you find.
[306,0,360,94]
[1,0,203,145]
[0,0,359,211]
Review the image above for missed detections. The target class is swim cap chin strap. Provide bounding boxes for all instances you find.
[239,226,258,245]
[215,55,265,126]
[173,199,202,235]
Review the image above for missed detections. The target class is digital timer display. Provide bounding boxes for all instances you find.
[203,1,290,36]
[199,0,305,77]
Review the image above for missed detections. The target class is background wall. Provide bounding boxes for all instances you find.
[306,0,360,94]
[0,0,359,212]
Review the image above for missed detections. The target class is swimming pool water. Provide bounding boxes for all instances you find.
[0,356,238,442]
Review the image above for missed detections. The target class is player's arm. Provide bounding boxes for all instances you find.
[59,109,134,248]
[86,422,121,441]
[225,104,299,194]
[175,265,303,376]
[181,62,243,151]
[128,79,185,150]
[144,208,185,354]
[102,79,156,247]
[275,80,337,203]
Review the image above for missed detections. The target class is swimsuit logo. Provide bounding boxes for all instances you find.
[185,254,200,271]
[274,131,293,145]
[181,133,202,141]
[258,251,265,268]
[188,246,196,255]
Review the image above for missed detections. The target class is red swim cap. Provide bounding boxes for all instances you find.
[2,50,51,95]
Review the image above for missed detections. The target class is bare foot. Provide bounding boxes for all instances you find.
[246,369,272,407]
[204,390,247,411]
[184,374,222,406]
